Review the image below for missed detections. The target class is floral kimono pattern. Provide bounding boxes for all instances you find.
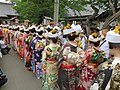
[58,43,84,90]
[24,34,34,68]
[13,31,19,51]
[42,44,60,90]
[8,30,13,48]
[90,57,120,90]
[78,47,105,90]
[30,35,46,78]
[17,32,24,58]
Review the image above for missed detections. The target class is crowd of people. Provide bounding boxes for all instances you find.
[0,22,120,90]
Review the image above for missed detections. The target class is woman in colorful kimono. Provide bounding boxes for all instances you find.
[21,27,30,59]
[42,29,61,90]
[8,26,13,48]
[2,25,8,44]
[30,27,46,79]
[24,27,36,71]
[58,28,85,90]
[17,28,24,58]
[13,26,20,51]
[77,28,105,90]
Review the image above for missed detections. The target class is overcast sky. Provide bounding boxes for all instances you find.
[0,0,6,2]
[0,0,11,2]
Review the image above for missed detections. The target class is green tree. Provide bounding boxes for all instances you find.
[12,0,120,29]
[12,0,86,24]
[13,0,54,23]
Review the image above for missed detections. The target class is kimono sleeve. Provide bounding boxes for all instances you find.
[30,38,37,50]
[42,46,48,70]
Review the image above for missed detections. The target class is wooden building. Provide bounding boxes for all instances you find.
[0,2,19,24]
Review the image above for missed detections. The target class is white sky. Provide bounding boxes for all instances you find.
[0,0,11,2]
[0,0,6,2]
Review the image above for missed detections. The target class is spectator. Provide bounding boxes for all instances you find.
[0,36,10,55]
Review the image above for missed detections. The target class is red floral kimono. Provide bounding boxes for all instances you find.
[78,47,105,90]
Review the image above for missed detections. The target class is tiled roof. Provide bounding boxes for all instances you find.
[67,5,104,17]
[0,2,19,17]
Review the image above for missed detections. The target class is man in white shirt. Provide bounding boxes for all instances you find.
[99,28,109,59]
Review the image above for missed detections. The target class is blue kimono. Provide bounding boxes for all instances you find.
[30,35,46,79]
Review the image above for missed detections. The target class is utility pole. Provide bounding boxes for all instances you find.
[54,0,59,26]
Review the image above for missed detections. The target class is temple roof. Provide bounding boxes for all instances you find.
[0,2,18,18]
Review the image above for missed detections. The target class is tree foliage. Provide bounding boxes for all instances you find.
[12,0,120,26]
[12,0,86,24]
[13,0,54,23]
